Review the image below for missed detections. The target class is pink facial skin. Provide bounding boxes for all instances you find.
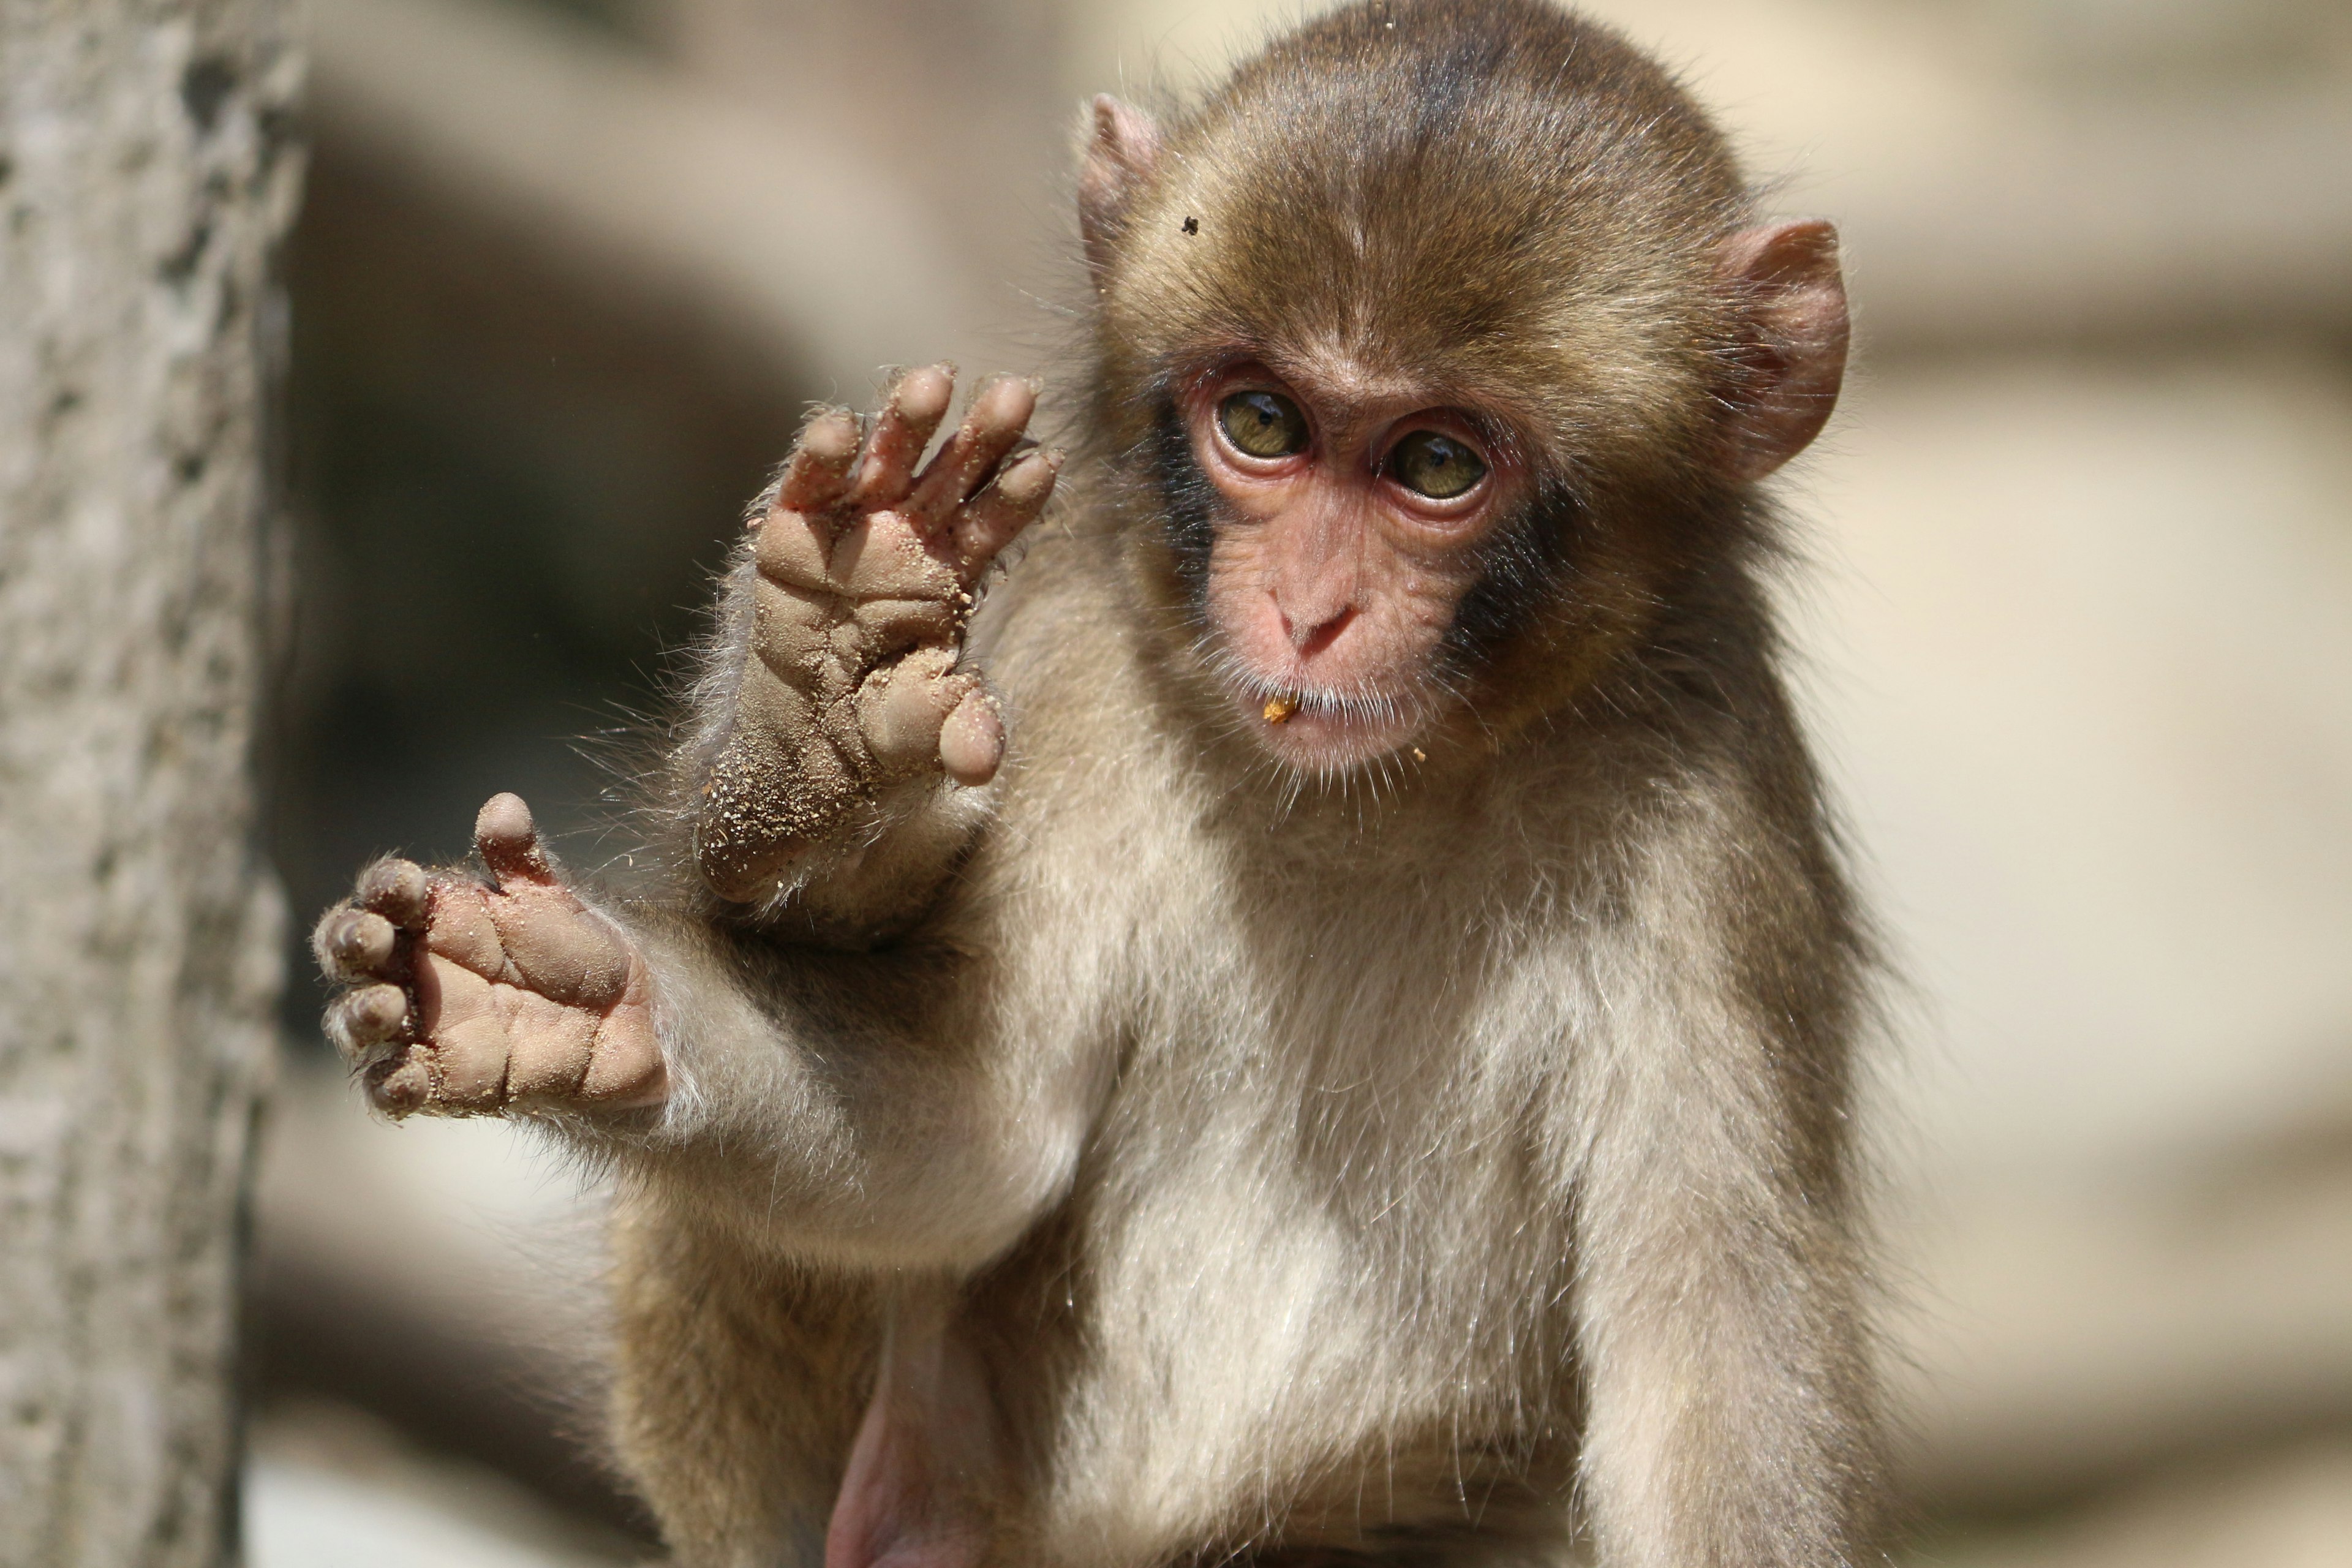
[1183,362,1525,772]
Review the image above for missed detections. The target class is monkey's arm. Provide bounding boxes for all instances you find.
[317,793,1100,1268]
[609,901,1104,1268]
[681,366,1059,936]
[1562,792,1883,1568]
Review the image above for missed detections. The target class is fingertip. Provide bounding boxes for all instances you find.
[352,981,407,1036]
[318,908,398,978]
[939,688,1006,787]
[896,363,956,424]
[476,790,533,845]
[475,793,550,881]
[356,858,429,928]
[801,408,861,464]
[328,982,409,1063]
[1000,447,1061,504]
[973,373,1036,426]
[367,1055,431,1118]
[772,409,862,516]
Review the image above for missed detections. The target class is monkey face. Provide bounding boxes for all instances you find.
[1084,15,1849,781]
[1178,357,1527,769]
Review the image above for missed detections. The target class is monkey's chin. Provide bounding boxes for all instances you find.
[1235,687,1431,772]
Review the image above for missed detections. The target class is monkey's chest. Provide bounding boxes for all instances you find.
[1026,1025,1578,1554]
[1072,986,1575,1371]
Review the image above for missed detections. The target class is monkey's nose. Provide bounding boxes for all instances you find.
[1281,605,1355,658]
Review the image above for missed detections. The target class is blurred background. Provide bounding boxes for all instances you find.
[249,0,2352,1562]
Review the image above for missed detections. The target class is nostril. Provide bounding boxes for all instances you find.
[1292,606,1354,658]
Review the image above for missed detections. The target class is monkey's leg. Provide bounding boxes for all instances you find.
[690,366,1060,913]
[608,1195,1005,1568]
[314,793,666,1117]
[606,1196,880,1567]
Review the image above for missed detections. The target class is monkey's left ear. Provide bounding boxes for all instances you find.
[1079,95,1164,278]
[1714,220,1849,481]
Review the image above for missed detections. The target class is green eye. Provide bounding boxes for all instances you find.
[1217,390,1310,459]
[1386,430,1487,500]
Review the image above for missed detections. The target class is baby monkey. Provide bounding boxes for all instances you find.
[315,3,1885,1566]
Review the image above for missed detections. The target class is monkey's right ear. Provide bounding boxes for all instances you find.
[1079,95,1163,278]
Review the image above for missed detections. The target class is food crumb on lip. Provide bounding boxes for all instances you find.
[1262,695,1298,724]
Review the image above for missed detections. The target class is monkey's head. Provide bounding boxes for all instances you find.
[1079,0,1847,774]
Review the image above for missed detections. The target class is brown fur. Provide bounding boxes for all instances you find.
[314,5,1885,1565]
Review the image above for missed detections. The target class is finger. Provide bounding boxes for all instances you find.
[326,982,409,1064]
[905,375,1039,527]
[475,793,554,888]
[355,858,429,929]
[848,364,956,510]
[772,407,861,516]
[314,906,399,984]
[365,1054,432,1118]
[952,447,1061,570]
[939,685,1006,787]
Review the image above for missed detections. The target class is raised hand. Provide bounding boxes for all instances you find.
[692,364,1059,903]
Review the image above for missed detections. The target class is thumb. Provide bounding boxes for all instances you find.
[475,793,555,888]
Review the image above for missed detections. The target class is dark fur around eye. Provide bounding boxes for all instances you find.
[1150,405,1219,618]
[1443,474,1580,671]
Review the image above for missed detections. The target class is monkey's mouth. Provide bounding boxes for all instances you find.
[1223,671,1435,767]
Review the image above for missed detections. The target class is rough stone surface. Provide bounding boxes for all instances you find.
[0,2,301,1562]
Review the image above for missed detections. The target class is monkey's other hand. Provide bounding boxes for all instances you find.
[314,794,667,1119]
[697,364,1060,902]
